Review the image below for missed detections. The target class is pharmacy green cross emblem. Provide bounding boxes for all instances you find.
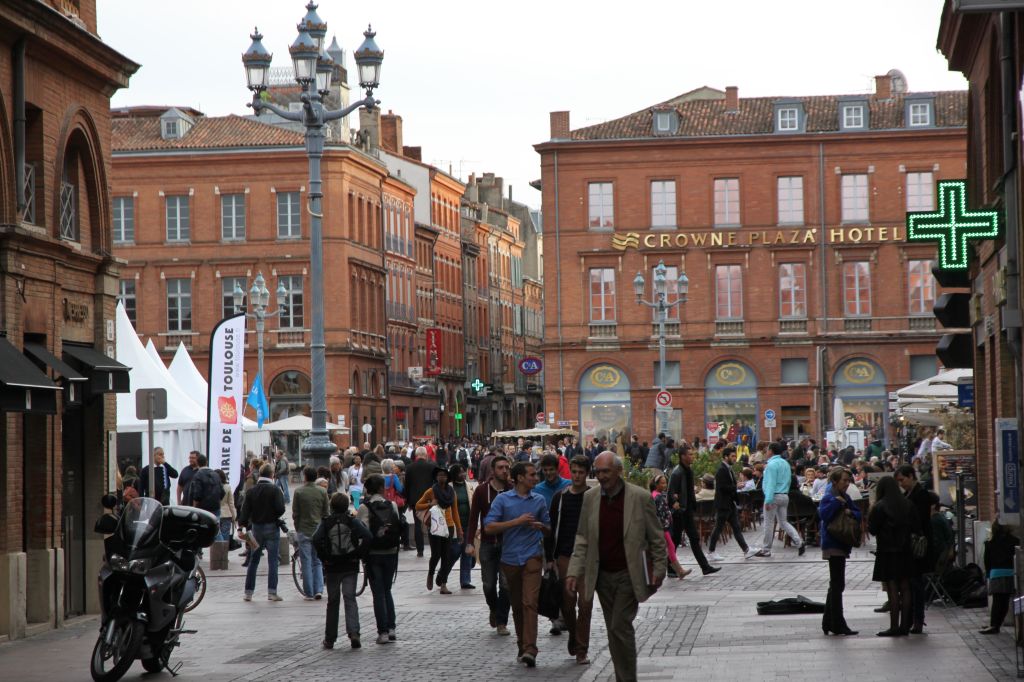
[471,379,484,392]
[906,179,1000,270]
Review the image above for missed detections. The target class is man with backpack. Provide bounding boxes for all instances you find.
[357,474,402,644]
[185,454,224,516]
[314,492,372,649]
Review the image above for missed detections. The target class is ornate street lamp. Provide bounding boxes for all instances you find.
[234,273,288,398]
[242,2,383,464]
[634,260,689,419]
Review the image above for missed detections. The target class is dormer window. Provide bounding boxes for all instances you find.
[159,108,194,140]
[773,101,805,133]
[651,109,678,135]
[905,97,934,128]
[843,105,864,129]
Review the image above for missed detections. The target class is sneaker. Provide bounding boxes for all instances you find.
[520,653,536,668]
[350,636,361,649]
[461,583,476,589]
[242,593,253,602]
[303,595,316,601]
[376,633,390,645]
[268,594,283,602]
[496,625,511,636]
[388,629,396,641]
[314,593,323,600]
[322,640,334,649]
[550,624,561,635]
[754,549,772,558]
[702,566,721,576]
[744,548,758,559]
[707,552,724,562]
[798,543,806,557]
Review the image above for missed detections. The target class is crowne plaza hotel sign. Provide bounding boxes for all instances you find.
[609,225,905,251]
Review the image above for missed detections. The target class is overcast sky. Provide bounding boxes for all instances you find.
[98,0,966,210]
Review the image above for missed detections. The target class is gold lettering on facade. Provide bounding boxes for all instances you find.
[711,232,723,246]
[804,229,816,243]
[848,227,863,242]
[690,233,706,246]
[727,232,737,246]
[773,231,785,244]
[675,233,688,247]
[608,226,903,251]
[643,234,657,247]
[830,228,844,243]
[660,234,671,248]
[789,230,800,244]
[749,232,760,243]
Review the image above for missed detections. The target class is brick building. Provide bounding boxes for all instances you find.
[536,75,967,448]
[938,3,1024,523]
[0,0,136,639]
[110,107,392,454]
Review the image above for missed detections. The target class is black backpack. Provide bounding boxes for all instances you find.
[191,469,224,512]
[367,499,402,550]
[315,516,359,564]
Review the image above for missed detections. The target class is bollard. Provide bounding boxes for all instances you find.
[278,534,290,566]
[209,540,229,570]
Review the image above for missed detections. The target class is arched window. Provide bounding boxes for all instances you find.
[578,364,631,445]
[268,370,312,422]
[704,361,758,447]
[833,358,888,445]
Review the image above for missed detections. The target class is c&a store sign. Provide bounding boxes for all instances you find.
[610,225,905,251]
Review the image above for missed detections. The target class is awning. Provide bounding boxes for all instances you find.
[24,342,87,405]
[0,338,59,413]
[63,345,131,395]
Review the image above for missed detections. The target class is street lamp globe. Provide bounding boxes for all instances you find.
[677,271,689,299]
[299,1,327,52]
[316,49,334,96]
[289,27,319,83]
[653,260,668,297]
[233,281,246,310]
[354,25,383,96]
[632,271,645,301]
[276,281,288,309]
[242,28,272,92]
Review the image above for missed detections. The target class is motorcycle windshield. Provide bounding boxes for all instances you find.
[116,496,163,553]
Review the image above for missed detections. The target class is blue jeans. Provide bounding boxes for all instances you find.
[217,518,233,542]
[276,476,290,503]
[366,553,398,633]
[450,539,476,587]
[297,531,324,597]
[478,541,510,626]
[244,522,280,595]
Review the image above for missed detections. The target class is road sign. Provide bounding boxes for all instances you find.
[362,423,373,435]
[518,357,543,375]
[655,391,672,408]
[556,420,569,427]
[958,383,974,408]
[764,418,777,428]
[536,412,546,423]
[135,388,168,420]
[764,408,776,422]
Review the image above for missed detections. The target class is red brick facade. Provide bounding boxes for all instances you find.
[536,79,967,449]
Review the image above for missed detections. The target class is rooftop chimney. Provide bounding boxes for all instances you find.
[402,145,421,161]
[380,110,403,154]
[725,86,739,113]
[358,107,380,150]
[874,74,892,101]
[550,111,570,140]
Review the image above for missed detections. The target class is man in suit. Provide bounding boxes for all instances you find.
[566,452,666,682]
[404,447,437,557]
[706,446,756,561]
[138,447,178,504]
[895,463,933,634]
[668,444,720,576]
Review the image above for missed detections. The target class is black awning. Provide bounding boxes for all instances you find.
[0,338,59,414]
[63,345,131,395]
[24,343,87,406]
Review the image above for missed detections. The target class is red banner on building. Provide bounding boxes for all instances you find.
[425,328,442,376]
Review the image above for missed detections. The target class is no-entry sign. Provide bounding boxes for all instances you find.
[655,391,672,408]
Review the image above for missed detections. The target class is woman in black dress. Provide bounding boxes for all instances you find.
[868,476,915,636]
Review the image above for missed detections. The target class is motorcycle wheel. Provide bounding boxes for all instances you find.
[184,565,206,613]
[90,617,143,682]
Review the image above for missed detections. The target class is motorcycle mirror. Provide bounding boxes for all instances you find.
[94,514,119,535]
[100,494,118,510]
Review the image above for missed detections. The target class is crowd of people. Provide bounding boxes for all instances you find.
[110,426,1011,681]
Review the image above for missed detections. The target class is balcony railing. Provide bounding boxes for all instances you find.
[159,331,198,351]
[588,321,618,339]
[715,320,744,336]
[844,318,872,332]
[779,319,808,334]
[274,328,308,347]
[908,316,936,331]
[651,321,680,337]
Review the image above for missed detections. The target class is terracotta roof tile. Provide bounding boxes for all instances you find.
[570,90,967,141]
[112,114,305,152]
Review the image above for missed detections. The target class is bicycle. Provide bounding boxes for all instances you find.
[290,532,368,597]
[184,563,206,613]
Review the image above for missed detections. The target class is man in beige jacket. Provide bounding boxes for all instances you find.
[565,452,666,682]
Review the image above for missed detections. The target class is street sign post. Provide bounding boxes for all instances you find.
[764,409,777,439]
[135,388,168,499]
[655,391,672,409]
[536,412,546,424]
[362,423,373,435]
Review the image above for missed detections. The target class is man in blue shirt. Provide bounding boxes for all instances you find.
[484,461,550,668]
[754,442,804,557]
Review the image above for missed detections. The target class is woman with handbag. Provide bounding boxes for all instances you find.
[868,476,915,636]
[415,466,463,594]
[980,520,1020,634]
[818,467,861,636]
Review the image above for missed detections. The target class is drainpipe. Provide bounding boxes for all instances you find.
[553,150,565,416]
[14,37,26,216]
[999,12,1024,531]
[818,142,829,440]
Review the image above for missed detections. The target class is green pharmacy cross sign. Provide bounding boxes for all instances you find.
[471,379,484,392]
[906,179,1000,270]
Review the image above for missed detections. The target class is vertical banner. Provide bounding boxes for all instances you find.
[995,418,1020,523]
[425,327,442,376]
[207,313,246,492]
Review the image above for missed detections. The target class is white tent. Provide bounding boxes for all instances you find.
[894,368,972,423]
[115,303,205,472]
[166,342,271,455]
[261,414,349,433]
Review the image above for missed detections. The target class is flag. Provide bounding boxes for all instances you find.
[246,372,270,429]
[207,313,246,491]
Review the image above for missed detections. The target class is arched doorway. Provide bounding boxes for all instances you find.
[579,364,631,447]
[270,370,311,457]
[705,360,758,447]
[833,358,888,446]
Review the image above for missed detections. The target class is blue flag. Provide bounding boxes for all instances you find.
[246,372,270,428]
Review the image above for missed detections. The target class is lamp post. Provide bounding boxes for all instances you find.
[634,260,689,433]
[242,2,383,463]
[233,272,287,397]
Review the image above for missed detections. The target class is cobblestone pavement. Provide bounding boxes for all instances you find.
[2,543,1019,681]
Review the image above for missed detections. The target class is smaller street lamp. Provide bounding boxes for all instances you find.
[634,260,689,431]
[234,273,288,409]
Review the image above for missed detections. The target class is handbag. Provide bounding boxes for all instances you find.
[910,533,928,559]
[428,505,450,538]
[826,508,862,548]
[538,569,563,620]
[384,475,406,508]
[228,520,243,551]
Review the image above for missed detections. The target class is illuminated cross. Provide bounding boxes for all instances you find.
[906,179,1000,271]
[471,379,484,392]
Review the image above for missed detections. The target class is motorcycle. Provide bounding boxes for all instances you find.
[90,496,217,681]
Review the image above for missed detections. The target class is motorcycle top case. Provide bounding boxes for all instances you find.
[160,506,218,550]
